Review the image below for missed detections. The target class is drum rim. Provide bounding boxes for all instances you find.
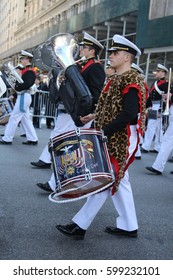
[55,172,113,189]
[48,181,114,203]
[49,128,103,143]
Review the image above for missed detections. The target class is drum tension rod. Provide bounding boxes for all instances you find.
[76,128,81,142]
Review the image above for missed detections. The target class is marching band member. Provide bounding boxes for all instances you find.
[56,34,146,240]
[0,50,38,145]
[32,75,49,129]
[131,63,149,159]
[141,64,169,153]
[146,85,173,175]
[32,32,106,192]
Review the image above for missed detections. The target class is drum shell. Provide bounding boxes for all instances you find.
[49,129,114,202]
[0,98,13,125]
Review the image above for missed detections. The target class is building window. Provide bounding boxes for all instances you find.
[149,0,173,19]
[85,0,92,9]
[71,4,78,16]
[62,11,67,21]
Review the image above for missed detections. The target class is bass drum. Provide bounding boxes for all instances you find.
[0,98,13,125]
[48,128,115,203]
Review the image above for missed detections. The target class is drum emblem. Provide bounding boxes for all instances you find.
[60,145,80,167]
[81,139,94,159]
[57,140,95,176]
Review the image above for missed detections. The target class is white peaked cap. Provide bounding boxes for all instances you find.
[20,50,33,58]
[131,63,144,74]
[79,32,104,51]
[107,34,141,57]
[156,63,168,72]
[15,63,25,69]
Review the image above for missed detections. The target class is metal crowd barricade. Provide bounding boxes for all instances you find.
[30,90,57,128]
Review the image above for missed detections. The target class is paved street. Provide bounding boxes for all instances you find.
[0,124,173,260]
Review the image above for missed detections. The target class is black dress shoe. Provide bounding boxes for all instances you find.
[20,134,26,137]
[36,182,52,192]
[31,160,51,168]
[0,139,12,145]
[135,156,141,160]
[22,140,38,145]
[105,226,138,238]
[141,147,148,153]
[145,166,162,175]
[56,223,86,240]
[150,150,158,153]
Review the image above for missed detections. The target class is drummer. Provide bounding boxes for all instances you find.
[56,34,146,240]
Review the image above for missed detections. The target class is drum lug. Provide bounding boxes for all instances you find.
[55,180,62,191]
[102,135,108,143]
[76,127,82,142]
[100,129,108,143]
[76,128,81,137]
[85,168,92,181]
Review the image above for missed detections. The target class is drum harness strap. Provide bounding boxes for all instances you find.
[154,81,165,95]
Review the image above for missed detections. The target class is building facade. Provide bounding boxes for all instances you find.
[0,0,139,63]
[0,0,173,81]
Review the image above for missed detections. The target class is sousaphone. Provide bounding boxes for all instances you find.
[49,33,93,123]
[2,60,24,90]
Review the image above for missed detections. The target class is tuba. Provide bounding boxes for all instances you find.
[51,33,79,69]
[3,61,23,89]
[49,33,93,124]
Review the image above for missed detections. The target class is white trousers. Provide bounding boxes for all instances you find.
[39,113,78,164]
[142,104,163,152]
[135,143,141,157]
[152,105,173,172]
[135,135,143,157]
[72,125,138,231]
[2,93,38,142]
